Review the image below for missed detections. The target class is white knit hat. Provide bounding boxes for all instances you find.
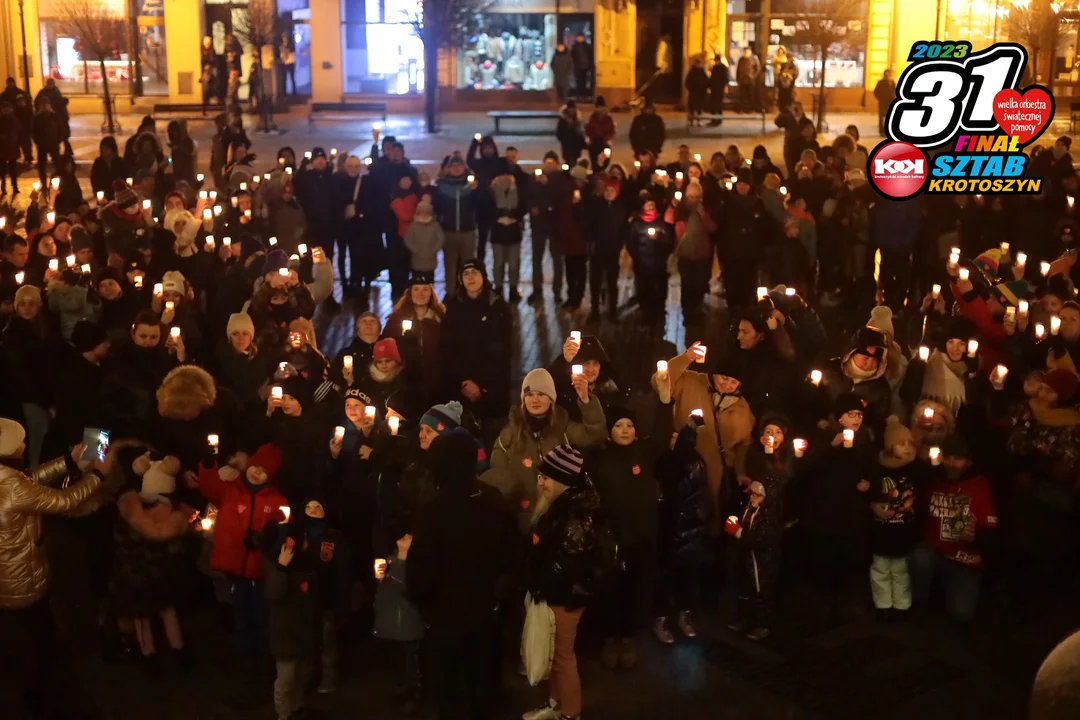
[0,418,27,457]
[161,270,186,295]
[521,368,557,403]
[227,312,255,338]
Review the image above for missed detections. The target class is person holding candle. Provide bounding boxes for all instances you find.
[371,519,424,714]
[588,403,672,664]
[488,173,525,303]
[403,198,445,282]
[346,338,408,422]
[191,443,286,661]
[151,271,204,361]
[465,134,506,265]
[331,312,381,390]
[724,473,783,641]
[817,325,892,438]
[100,180,152,259]
[91,136,125,203]
[482,369,607,535]
[433,156,478,298]
[584,175,629,323]
[0,234,30,308]
[92,266,141,345]
[247,252,317,345]
[264,374,323,505]
[548,334,629,423]
[211,312,268,417]
[664,178,717,331]
[522,445,616,720]
[385,276,445,397]
[153,365,240,473]
[584,97,616,170]
[628,192,673,323]
[867,416,928,622]
[23,231,59,288]
[910,436,998,623]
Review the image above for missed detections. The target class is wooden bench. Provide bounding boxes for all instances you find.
[686,102,767,134]
[308,101,388,127]
[488,110,561,135]
[152,103,219,120]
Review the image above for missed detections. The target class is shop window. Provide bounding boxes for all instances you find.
[39,18,129,96]
[341,0,423,94]
[770,11,868,88]
[455,12,592,91]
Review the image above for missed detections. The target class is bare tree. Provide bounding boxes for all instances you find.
[1005,0,1069,87]
[789,0,867,132]
[405,0,494,134]
[56,0,125,133]
[233,0,279,131]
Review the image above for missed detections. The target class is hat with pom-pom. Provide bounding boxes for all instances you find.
[868,305,894,340]
[883,415,914,452]
[421,401,464,436]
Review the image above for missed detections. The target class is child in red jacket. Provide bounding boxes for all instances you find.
[197,443,287,657]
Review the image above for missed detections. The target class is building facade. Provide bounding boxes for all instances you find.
[0,0,1005,114]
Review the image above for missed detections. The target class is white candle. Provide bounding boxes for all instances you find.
[571,364,584,376]
[165,301,175,311]
[264,173,271,181]
[604,147,611,157]
[1005,306,1016,322]
[289,254,299,262]
[200,517,213,531]
[918,346,930,362]
[209,190,217,200]
[647,227,656,237]
[134,275,143,288]
[694,153,701,162]
[205,236,215,250]
[32,180,40,192]
[674,191,682,201]
[1041,261,1051,277]
[694,345,707,363]
[656,360,668,373]
[929,447,941,466]
[785,287,796,297]
[1000,241,1010,254]
[334,426,345,441]
[534,168,542,176]
[362,159,370,167]
[401,319,413,333]
[51,177,59,190]
[343,355,354,371]
[365,405,376,419]
[80,263,91,274]
[932,284,941,298]
[66,254,76,268]
[230,197,239,208]
[1069,196,1075,210]
[48,259,59,272]
[203,208,213,220]
[950,246,961,256]
[46,211,55,224]
[764,437,774,454]
[298,243,307,256]
[958,267,969,281]
[142,199,151,210]
[223,236,231,247]
[388,416,400,435]
[779,185,787,195]
[1016,252,1028,267]
[810,369,823,386]
[374,558,387,577]
[214,205,223,216]
[967,339,979,357]
[691,409,704,419]
[269,237,278,246]
[278,268,289,277]
[949,252,960,266]
[1051,316,1062,335]
[331,148,338,156]
[634,160,641,169]
[468,174,476,183]
[992,364,1009,387]
[793,439,807,458]
[272,386,283,399]
[15,271,24,285]
[1019,300,1030,315]
[1035,323,1046,339]
[473,133,482,141]
[243,209,251,219]
[153,282,163,295]
[280,506,291,522]
[924,407,934,420]
[570,331,581,342]
[96,191,105,203]
[757,287,768,300]
[842,429,854,448]
[197,173,205,183]
[170,327,181,339]
[207,434,219,453]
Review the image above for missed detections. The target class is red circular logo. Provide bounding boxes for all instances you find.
[869,141,928,199]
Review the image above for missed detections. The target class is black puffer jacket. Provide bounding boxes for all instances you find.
[440,282,512,420]
[526,480,616,609]
[655,425,709,565]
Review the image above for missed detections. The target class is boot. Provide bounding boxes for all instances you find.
[618,637,638,669]
[600,637,619,669]
[677,610,697,638]
[510,286,523,304]
[652,617,674,645]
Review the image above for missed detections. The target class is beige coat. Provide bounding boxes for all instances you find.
[657,352,755,532]
[0,458,103,609]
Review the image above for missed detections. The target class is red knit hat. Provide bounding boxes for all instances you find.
[373,338,402,364]
[248,443,283,483]
[1041,369,1080,403]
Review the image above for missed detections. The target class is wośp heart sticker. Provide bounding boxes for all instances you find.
[993,86,1053,145]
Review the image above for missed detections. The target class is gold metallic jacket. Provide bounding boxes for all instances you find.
[0,457,103,610]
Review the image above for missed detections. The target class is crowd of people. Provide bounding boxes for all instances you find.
[0,95,1079,720]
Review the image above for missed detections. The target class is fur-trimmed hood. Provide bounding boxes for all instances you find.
[156,365,217,420]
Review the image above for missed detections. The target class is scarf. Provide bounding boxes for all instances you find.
[368,363,403,384]
[845,356,879,384]
[877,451,913,469]
[1028,398,1080,427]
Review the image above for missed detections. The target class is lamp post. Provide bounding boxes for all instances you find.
[17,0,31,94]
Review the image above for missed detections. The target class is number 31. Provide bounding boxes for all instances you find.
[886,44,1026,148]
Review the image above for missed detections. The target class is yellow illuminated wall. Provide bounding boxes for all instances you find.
[164,0,204,103]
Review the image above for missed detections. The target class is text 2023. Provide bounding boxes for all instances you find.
[909,41,972,60]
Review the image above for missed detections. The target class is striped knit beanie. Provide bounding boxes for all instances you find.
[538,444,585,488]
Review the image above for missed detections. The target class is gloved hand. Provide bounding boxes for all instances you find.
[724,516,741,537]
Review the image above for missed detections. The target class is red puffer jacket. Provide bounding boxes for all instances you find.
[198,444,287,580]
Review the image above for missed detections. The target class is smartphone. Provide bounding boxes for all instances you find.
[80,428,110,462]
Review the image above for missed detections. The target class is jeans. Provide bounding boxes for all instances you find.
[722,259,759,311]
[551,606,585,718]
[274,658,312,719]
[870,554,912,610]
[386,232,409,298]
[36,144,60,185]
[589,252,619,314]
[532,230,563,299]
[1,159,17,194]
[21,403,49,466]
[320,612,338,689]
[678,257,711,319]
[430,627,495,720]
[443,230,477,297]
[735,547,779,629]
[475,211,493,263]
[230,577,267,655]
[390,639,421,700]
[634,259,669,320]
[491,243,521,290]
[909,542,982,622]
[565,255,587,304]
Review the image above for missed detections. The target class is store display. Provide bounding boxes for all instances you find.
[458,12,589,91]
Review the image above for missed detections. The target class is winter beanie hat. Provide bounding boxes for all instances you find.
[0,418,26,457]
[834,392,866,418]
[161,270,186,295]
[521,368,557,403]
[263,249,289,276]
[421,401,464,436]
[14,285,41,306]
[883,415,914,452]
[1042,368,1080,404]
[458,258,486,283]
[112,179,139,209]
[372,338,401,364]
[605,405,635,434]
[71,321,107,352]
[248,443,284,484]
[279,375,314,410]
[538,445,586,488]
[227,312,255,338]
[868,305,895,340]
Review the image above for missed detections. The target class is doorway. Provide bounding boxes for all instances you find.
[635,0,684,104]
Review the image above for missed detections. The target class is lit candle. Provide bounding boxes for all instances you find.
[1016,252,1028,267]
[401,319,413,333]
[142,199,151,210]
[929,447,941,466]
[280,506,291,522]
[924,407,934,420]
[278,268,289,277]
[793,439,807,458]
[694,153,701,162]
[153,282,163,295]
[51,177,59,190]
[230,196,238,208]
[66,254,76,268]
[534,168,542,176]
[170,327,181,339]
[243,209,251,219]
[633,160,641,169]
[473,133,482,141]
[205,236,216,250]
[1051,315,1062,335]
[951,246,961,256]
[468,174,476,183]
[694,345,707,363]
[200,517,213,531]
[1005,306,1016,322]
[305,151,312,160]
[779,185,787,195]
[932,284,941,298]
[278,362,287,374]
[214,205,223,216]
[1019,299,1030,315]
[222,236,232,247]
[958,267,970,281]
[203,208,213,220]
[134,275,143,288]
[46,211,55,224]
[269,237,278,246]
[207,434,219,453]
[343,355,354,372]
[675,172,684,181]
[362,159,370,167]
[1041,261,1051,277]
[949,252,960,266]
[571,364,584,376]
[15,271,24,285]
[967,339,979,357]
[757,287,768,300]
[1069,196,1075,210]
[32,180,40,192]
[80,263,91,274]
[272,386,283,400]
[374,558,387,578]
[656,360,668,373]
[1035,323,1046,339]
[918,346,930,361]
[842,429,854,448]
[1000,241,1010,254]
[604,147,611,157]
[785,287,796,297]
[388,416,400,435]
[264,173,271,181]
[199,190,208,200]
[289,254,299,262]
[334,426,345,441]
[647,227,656,237]
[298,243,307,255]
[764,436,774,454]
[570,331,581,342]
[48,258,59,272]
[96,191,105,204]
[992,364,1009,388]
[810,369,823,386]
[691,409,704,419]
[331,148,338,156]
[745,158,752,166]
[239,182,247,192]
[165,300,175,311]
[365,405,376,419]
[197,173,205,183]
[674,191,682,201]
